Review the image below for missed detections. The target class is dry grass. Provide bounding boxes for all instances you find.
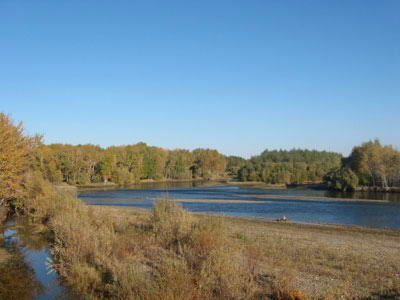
[19,177,300,299]
[217,216,400,299]
[47,201,280,299]
[16,176,400,299]
[107,207,400,299]
[0,247,11,266]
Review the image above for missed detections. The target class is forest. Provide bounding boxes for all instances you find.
[33,142,227,185]
[30,130,400,192]
[233,141,400,192]
[234,149,342,185]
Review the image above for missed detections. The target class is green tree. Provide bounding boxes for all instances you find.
[346,140,400,188]
[324,167,359,191]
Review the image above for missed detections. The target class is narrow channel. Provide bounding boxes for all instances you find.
[2,219,75,300]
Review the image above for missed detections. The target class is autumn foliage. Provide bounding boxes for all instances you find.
[0,113,36,207]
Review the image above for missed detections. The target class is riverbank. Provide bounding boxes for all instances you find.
[152,197,271,204]
[108,206,400,299]
[226,180,400,194]
[77,178,228,189]
[240,193,390,203]
[225,180,289,189]
[5,175,400,299]
[355,186,400,193]
[3,183,400,299]
[16,180,299,300]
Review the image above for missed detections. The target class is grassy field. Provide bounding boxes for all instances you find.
[108,206,400,299]
[220,215,400,299]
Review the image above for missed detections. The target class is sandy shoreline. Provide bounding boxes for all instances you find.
[151,197,271,204]
[239,193,389,203]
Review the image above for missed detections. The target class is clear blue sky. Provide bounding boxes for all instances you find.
[1,1,399,158]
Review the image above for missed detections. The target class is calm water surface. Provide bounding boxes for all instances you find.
[79,182,400,229]
[3,220,76,300]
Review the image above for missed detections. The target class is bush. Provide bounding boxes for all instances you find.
[324,167,359,192]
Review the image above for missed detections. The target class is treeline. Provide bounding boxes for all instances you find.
[3,112,399,192]
[325,140,400,191]
[33,142,227,185]
[234,149,342,185]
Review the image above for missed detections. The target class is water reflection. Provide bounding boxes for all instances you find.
[2,220,75,300]
[325,190,400,202]
[80,181,400,202]
[0,225,44,299]
[79,183,400,229]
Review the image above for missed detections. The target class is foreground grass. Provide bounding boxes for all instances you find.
[104,208,400,299]
[18,176,400,299]
[220,216,400,299]
[21,177,306,299]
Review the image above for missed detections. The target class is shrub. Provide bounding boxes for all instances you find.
[324,167,359,192]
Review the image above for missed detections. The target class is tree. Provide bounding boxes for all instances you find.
[324,167,359,192]
[346,140,400,188]
[0,114,36,206]
[226,156,247,177]
[237,149,342,184]
[99,151,116,183]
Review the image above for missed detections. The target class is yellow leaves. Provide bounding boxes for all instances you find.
[0,113,35,201]
[350,140,400,187]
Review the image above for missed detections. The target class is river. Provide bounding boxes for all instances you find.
[79,182,400,229]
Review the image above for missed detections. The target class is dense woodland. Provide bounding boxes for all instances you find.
[33,143,347,187]
[33,143,227,185]
[234,150,342,185]
[30,138,400,191]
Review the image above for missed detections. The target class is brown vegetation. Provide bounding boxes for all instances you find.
[19,178,304,299]
[20,174,400,299]
[221,215,400,299]
[0,114,37,212]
